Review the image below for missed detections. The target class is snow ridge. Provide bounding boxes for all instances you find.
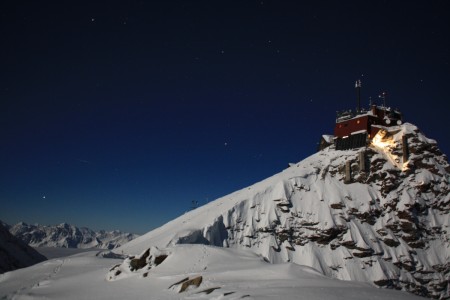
[119,123,449,299]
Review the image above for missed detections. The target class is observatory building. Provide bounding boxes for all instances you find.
[320,80,403,151]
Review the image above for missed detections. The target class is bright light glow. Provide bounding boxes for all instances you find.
[371,130,409,171]
[371,131,394,149]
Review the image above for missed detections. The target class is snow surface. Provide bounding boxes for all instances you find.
[0,245,424,300]
[34,247,99,259]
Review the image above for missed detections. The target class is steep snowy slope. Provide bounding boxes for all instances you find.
[119,123,449,299]
[0,222,46,274]
[10,222,138,249]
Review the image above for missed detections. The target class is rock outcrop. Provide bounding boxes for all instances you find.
[107,246,169,281]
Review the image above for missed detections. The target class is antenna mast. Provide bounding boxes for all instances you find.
[355,79,362,113]
[379,91,387,107]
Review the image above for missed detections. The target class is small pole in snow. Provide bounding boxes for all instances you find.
[345,161,352,183]
[359,151,366,173]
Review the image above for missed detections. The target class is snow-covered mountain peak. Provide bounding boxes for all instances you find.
[118,122,449,299]
[9,222,139,250]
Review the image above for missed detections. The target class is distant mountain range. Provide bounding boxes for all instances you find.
[7,222,139,250]
[0,222,46,274]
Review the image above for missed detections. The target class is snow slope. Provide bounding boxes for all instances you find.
[9,222,139,249]
[118,123,449,299]
[0,245,425,300]
[0,222,46,274]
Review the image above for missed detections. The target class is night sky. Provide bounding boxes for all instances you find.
[1,1,449,234]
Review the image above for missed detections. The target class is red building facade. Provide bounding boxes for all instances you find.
[334,105,402,150]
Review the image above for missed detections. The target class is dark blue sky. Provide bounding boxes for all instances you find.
[1,1,449,234]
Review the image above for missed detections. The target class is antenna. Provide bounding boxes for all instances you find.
[355,80,362,113]
[379,91,387,107]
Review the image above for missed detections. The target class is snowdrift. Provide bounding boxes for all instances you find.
[0,245,425,299]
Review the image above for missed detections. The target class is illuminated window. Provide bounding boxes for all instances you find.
[357,120,360,124]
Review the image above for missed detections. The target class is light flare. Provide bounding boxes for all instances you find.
[371,134,396,149]
[371,130,409,171]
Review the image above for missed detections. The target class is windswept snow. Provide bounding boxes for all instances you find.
[0,245,425,300]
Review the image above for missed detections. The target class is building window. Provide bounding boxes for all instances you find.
[357,120,360,124]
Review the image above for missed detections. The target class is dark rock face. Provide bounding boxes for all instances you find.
[130,248,150,271]
[0,222,47,274]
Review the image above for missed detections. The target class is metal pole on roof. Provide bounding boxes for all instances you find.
[379,91,387,107]
[355,80,361,113]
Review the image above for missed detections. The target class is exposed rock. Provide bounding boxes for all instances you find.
[170,276,203,293]
[168,277,189,289]
[373,279,395,287]
[180,276,203,292]
[154,254,168,265]
[382,238,400,247]
[330,202,345,209]
[129,248,150,271]
[196,287,221,295]
[353,250,373,258]
[107,247,169,281]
